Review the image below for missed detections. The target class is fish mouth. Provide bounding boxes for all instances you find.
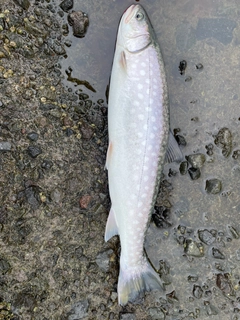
[124,4,136,24]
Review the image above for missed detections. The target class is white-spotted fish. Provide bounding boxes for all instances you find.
[105,4,182,305]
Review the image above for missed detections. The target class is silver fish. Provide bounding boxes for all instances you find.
[105,4,182,305]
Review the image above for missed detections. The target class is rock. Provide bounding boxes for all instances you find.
[96,249,113,272]
[179,161,188,175]
[178,60,187,75]
[152,206,172,228]
[119,313,136,320]
[196,18,236,45]
[175,134,186,146]
[60,0,73,12]
[68,11,89,38]
[212,248,225,259]
[205,179,222,194]
[214,127,232,157]
[0,257,11,274]
[148,307,165,320]
[13,0,30,10]
[186,153,206,168]
[41,159,53,170]
[0,142,11,151]
[184,239,204,257]
[188,167,201,180]
[79,195,91,209]
[198,229,216,245]
[193,285,203,299]
[216,273,234,296]
[196,63,203,70]
[68,300,89,320]
[27,132,39,141]
[27,145,42,158]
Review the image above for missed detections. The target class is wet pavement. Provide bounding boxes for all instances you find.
[0,0,240,319]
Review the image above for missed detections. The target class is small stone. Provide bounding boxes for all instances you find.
[185,76,192,82]
[184,239,204,257]
[193,285,203,299]
[13,0,30,10]
[148,307,165,320]
[27,132,39,141]
[27,145,42,158]
[212,248,225,259]
[198,229,216,245]
[41,159,53,170]
[60,0,73,12]
[79,195,91,209]
[175,134,187,146]
[196,63,203,70]
[68,11,89,38]
[205,143,214,156]
[188,167,201,180]
[68,300,89,320]
[119,313,136,320]
[179,161,188,175]
[216,273,234,296]
[0,257,11,274]
[179,60,187,75]
[186,153,206,168]
[232,150,240,160]
[96,249,113,272]
[0,141,11,151]
[205,179,222,194]
[214,127,232,157]
[228,226,239,239]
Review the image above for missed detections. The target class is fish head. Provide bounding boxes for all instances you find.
[118,4,153,53]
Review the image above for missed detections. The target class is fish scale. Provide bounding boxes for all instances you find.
[105,4,182,305]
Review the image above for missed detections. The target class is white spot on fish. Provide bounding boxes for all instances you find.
[141,62,146,67]
[147,145,153,151]
[140,70,146,76]
[150,133,155,139]
[132,64,137,68]
[133,100,140,106]
[143,176,149,182]
[138,114,144,120]
[143,124,148,131]
[137,132,143,138]
[145,79,150,84]
[138,93,144,99]
[137,201,143,208]
[137,83,143,90]
[149,98,154,105]
[130,108,135,114]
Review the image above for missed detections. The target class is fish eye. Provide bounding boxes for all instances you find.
[136,12,144,21]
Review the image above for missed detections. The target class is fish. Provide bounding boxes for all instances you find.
[105,4,182,305]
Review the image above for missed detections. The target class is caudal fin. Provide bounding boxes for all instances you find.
[118,259,164,305]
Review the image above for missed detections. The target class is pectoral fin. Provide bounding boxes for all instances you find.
[120,51,127,72]
[105,207,118,241]
[165,131,183,163]
[105,141,113,170]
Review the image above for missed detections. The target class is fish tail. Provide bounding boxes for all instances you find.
[118,258,164,305]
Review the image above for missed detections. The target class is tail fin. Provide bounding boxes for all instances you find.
[118,259,164,305]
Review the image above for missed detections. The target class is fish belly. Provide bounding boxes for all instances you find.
[107,44,169,305]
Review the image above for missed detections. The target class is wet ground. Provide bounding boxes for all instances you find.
[0,0,240,319]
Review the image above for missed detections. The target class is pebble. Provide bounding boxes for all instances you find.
[0,141,11,151]
[186,153,206,168]
[60,0,73,12]
[27,132,39,141]
[188,167,201,180]
[179,161,188,175]
[148,307,165,320]
[205,179,222,194]
[184,239,204,257]
[198,229,216,245]
[193,285,203,299]
[0,257,11,274]
[68,11,89,38]
[214,127,232,157]
[27,145,42,158]
[79,195,91,209]
[119,314,136,320]
[216,274,234,295]
[96,249,113,272]
[68,300,89,320]
[212,248,225,259]
[13,0,30,10]
[41,159,53,170]
[179,60,187,75]
[175,134,186,146]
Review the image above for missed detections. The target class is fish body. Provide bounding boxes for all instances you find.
[105,4,180,305]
